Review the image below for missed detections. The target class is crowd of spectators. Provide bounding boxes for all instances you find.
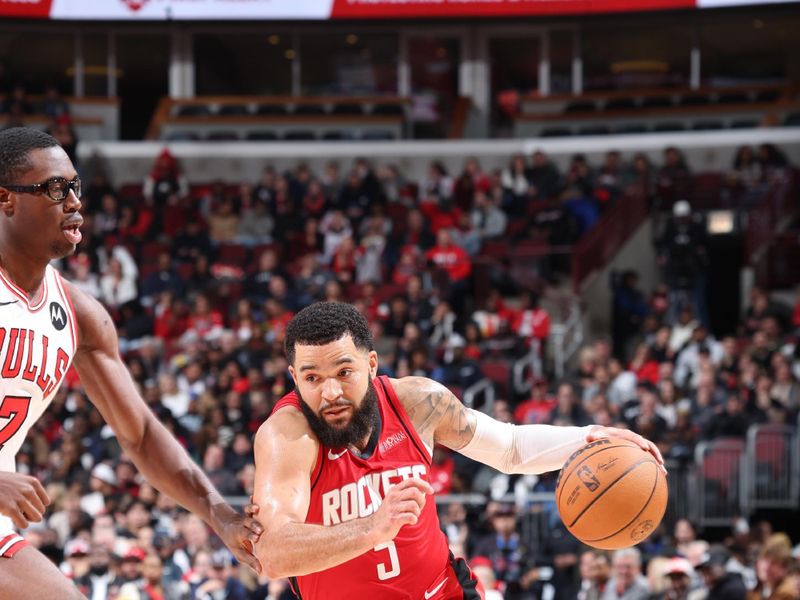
[11,142,800,599]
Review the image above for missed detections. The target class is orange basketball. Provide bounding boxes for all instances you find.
[555,437,668,550]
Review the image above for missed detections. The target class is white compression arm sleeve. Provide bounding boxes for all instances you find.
[458,409,594,474]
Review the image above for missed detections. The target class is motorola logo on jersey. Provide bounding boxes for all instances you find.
[49,302,67,331]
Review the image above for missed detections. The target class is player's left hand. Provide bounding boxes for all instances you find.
[214,505,264,573]
[585,426,666,474]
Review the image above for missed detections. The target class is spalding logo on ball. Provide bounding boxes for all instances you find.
[556,437,668,550]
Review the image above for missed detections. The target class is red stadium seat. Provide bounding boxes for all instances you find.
[140,241,169,263]
[217,243,248,265]
[480,240,510,261]
[481,361,511,398]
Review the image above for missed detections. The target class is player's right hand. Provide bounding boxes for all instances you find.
[0,472,50,529]
[371,478,434,543]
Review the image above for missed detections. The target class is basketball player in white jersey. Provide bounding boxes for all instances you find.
[0,128,262,599]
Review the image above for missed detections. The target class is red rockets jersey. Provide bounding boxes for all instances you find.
[270,376,451,599]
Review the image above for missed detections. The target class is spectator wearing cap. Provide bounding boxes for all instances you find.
[748,536,798,600]
[73,543,116,600]
[473,503,539,600]
[696,546,747,600]
[430,333,482,391]
[115,546,146,588]
[601,548,650,600]
[651,557,697,600]
[62,537,91,579]
[656,197,709,326]
[471,556,505,600]
[81,463,119,517]
[118,551,167,600]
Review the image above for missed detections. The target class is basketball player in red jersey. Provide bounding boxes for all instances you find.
[253,302,664,599]
[0,128,262,599]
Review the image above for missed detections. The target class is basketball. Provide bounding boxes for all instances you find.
[556,437,668,550]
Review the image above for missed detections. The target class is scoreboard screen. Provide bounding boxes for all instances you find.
[0,0,796,19]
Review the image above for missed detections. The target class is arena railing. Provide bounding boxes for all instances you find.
[462,378,496,414]
[693,438,747,530]
[512,347,544,398]
[571,188,650,294]
[549,298,584,380]
[744,424,799,512]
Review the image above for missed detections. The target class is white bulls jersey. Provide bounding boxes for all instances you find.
[0,265,77,475]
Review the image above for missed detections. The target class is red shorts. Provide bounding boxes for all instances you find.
[0,533,28,558]
[426,553,485,600]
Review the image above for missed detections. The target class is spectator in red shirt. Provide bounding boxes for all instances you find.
[426,228,472,284]
[427,228,473,312]
[514,379,557,424]
[630,342,660,385]
[186,294,224,340]
[511,291,551,354]
[330,235,358,284]
[392,245,424,286]
[429,446,455,495]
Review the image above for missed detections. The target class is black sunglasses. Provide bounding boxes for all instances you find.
[1,176,82,202]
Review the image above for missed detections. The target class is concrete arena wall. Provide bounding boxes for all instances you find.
[77,129,800,187]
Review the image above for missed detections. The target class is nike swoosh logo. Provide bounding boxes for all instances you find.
[0,301,18,306]
[424,578,448,599]
[328,449,347,460]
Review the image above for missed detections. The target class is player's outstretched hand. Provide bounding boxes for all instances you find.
[372,478,434,544]
[0,471,49,529]
[245,495,259,518]
[586,426,667,475]
[216,507,265,574]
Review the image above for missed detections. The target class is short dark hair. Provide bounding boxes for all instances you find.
[284,302,374,365]
[0,127,60,183]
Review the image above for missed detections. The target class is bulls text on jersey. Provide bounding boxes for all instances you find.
[0,327,70,396]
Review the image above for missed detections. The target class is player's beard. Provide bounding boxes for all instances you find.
[298,375,379,449]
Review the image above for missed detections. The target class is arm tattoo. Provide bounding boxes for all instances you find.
[401,379,476,450]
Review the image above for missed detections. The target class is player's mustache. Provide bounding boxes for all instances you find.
[321,400,353,411]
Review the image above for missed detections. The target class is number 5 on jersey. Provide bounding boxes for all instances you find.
[374,541,400,580]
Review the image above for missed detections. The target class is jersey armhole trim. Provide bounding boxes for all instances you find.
[309,442,324,493]
[54,272,79,350]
